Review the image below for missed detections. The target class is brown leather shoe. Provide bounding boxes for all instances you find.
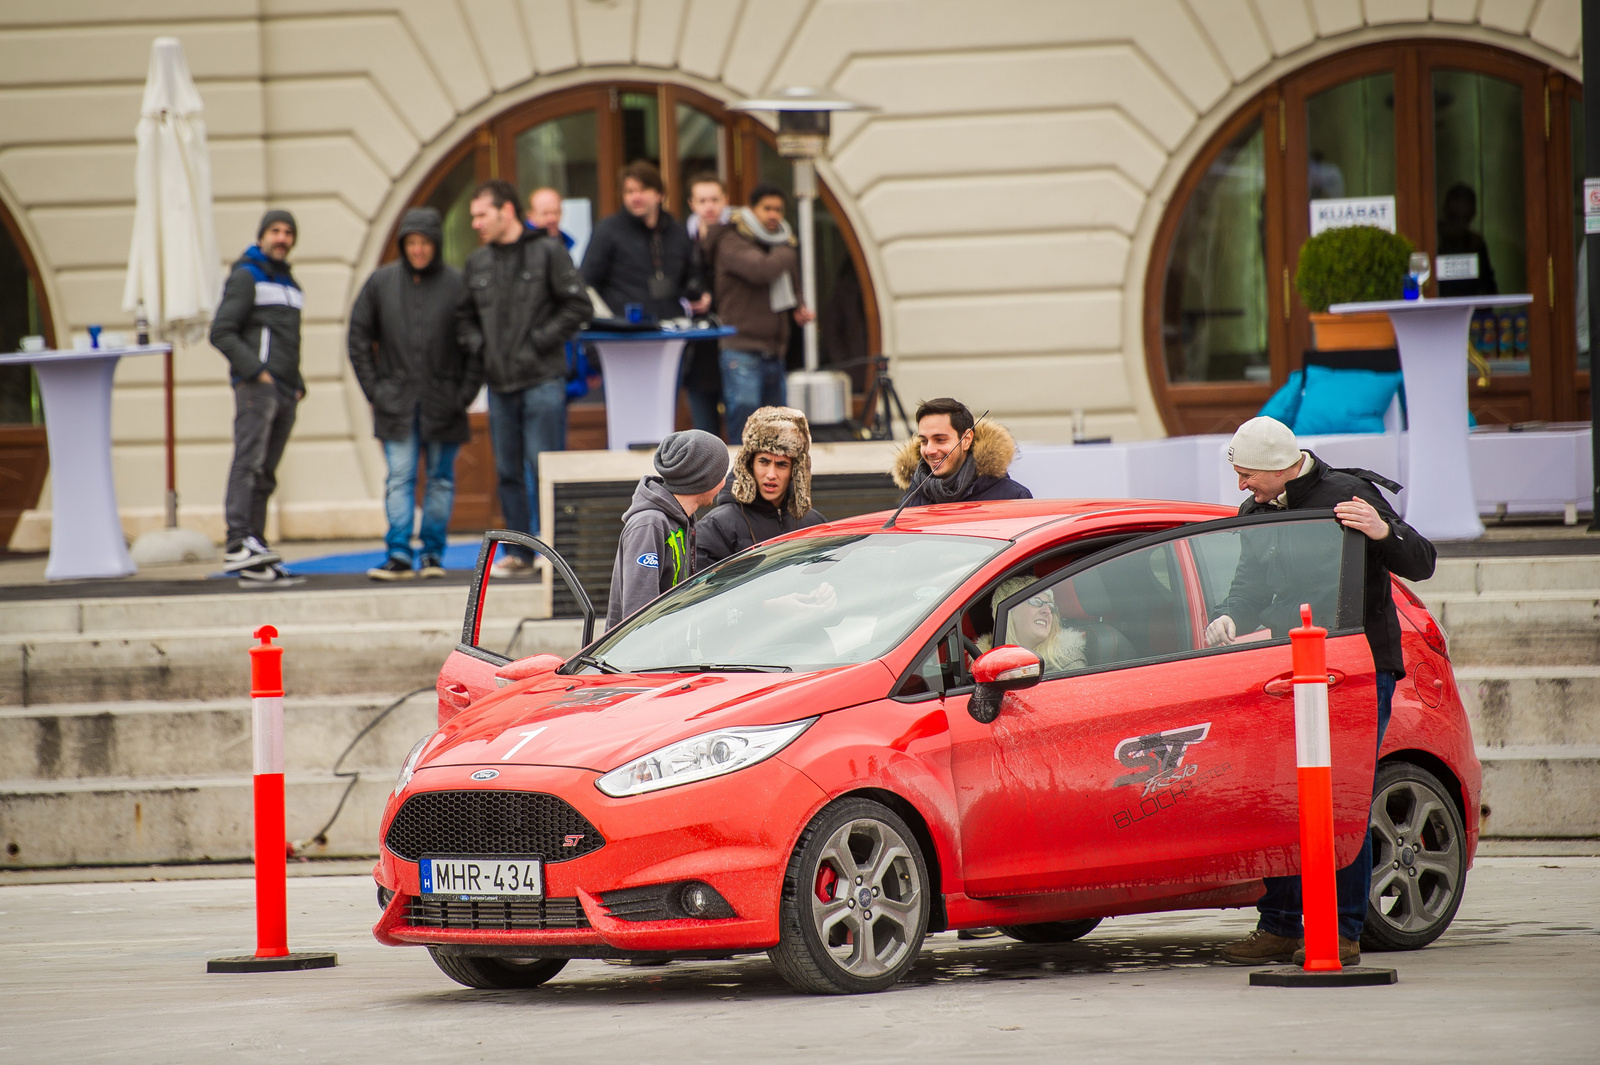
[1219,929,1302,964]
[1292,936,1361,966]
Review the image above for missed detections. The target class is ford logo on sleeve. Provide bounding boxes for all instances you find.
[470,769,499,781]
[636,552,660,568]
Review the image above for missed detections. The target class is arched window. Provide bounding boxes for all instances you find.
[1145,41,1585,434]
[401,83,878,380]
[0,203,54,544]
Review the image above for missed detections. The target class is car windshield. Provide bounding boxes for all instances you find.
[586,533,1006,674]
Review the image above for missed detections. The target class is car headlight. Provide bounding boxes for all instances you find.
[595,718,817,798]
[394,732,436,796]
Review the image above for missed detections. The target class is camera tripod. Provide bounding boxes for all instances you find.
[856,354,913,441]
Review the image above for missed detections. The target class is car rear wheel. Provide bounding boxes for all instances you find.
[995,918,1102,944]
[427,947,568,989]
[1362,761,1468,952]
[768,798,930,994]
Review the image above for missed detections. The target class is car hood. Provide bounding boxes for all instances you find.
[418,660,895,773]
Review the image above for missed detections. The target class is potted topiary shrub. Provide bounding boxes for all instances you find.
[1294,225,1414,349]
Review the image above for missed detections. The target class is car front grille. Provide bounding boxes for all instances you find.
[384,790,605,863]
[406,895,590,931]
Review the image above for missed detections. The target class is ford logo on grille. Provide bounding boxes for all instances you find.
[470,769,499,781]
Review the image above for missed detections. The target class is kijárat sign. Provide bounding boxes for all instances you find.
[1309,196,1397,236]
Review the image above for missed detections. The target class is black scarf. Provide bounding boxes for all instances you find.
[916,452,978,503]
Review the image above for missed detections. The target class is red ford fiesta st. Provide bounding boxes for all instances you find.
[373,499,1479,994]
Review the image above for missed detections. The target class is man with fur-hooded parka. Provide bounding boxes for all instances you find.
[696,406,826,569]
[890,417,1033,507]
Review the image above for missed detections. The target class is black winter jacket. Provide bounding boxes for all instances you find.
[347,208,481,443]
[695,481,826,570]
[1230,451,1436,677]
[890,421,1034,507]
[581,209,700,322]
[457,225,591,394]
[210,245,305,395]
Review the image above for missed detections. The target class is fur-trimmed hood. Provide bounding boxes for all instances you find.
[891,419,1020,489]
[731,406,812,517]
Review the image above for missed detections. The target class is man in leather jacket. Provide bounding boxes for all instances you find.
[456,180,591,574]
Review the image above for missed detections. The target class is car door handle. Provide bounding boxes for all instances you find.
[441,682,472,708]
[1263,671,1345,697]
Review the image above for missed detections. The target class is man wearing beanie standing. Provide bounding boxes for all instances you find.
[211,209,304,584]
[1211,416,1436,967]
[605,429,729,631]
[696,406,825,569]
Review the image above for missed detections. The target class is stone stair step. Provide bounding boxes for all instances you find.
[1456,666,1600,748]
[1476,745,1600,839]
[0,581,549,636]
[1418,593,1600,668]
[1420,556,1600,596]
[0,617,584,706]
[0,773,402,867]
[0,693,437,782]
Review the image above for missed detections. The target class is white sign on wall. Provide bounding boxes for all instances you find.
[1585,178,1600,235]
[1309,196,1397,236]
[1436,254,1480,281]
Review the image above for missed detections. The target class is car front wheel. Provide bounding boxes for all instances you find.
[1363,761,1468,952]
[768,798,930,994]
[427,948,568,989]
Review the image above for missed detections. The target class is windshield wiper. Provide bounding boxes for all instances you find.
[571,653,623,674]
[636,663,793,674]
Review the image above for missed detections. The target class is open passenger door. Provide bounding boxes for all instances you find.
[435,531,595,725]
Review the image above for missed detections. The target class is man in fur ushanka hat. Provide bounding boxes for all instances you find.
[696,406,827,569]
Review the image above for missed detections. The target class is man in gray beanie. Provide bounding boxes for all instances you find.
[1212,416,1437,968]
[605,429,730,630]
[210,208,304,584]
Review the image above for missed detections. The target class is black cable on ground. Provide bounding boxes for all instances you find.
[298,685,432,852]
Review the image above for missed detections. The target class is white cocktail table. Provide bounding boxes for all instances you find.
[581,326,735,451]
[1328,295,1532,540]
[0,344,169,579]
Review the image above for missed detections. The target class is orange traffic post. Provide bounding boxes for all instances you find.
[1251,604,1396,988]
[208,626,337,974]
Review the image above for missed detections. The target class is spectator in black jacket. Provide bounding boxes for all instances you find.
[1213,416,1437,968]
[457,180,592,575]
[210,209,304,584]
[683,173,729,436]
[891,398,1032,506]
[348,207,482,580]
[696,406,825,569]
[581,160,700,323]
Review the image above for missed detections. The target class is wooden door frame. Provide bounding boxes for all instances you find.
[1144,38,1582,436]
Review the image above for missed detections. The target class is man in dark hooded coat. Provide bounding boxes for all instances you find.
[348,207,481,579]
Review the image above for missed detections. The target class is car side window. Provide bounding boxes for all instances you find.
[995,542,1194,677]
[1188,519,1355,644]
[893,626,958,701]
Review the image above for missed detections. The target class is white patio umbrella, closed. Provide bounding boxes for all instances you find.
[124,37,219,333]
[124,36,218,564]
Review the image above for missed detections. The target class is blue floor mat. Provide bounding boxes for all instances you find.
[212,541,484,578]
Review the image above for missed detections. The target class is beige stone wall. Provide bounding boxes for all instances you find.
[0,0,1581,547]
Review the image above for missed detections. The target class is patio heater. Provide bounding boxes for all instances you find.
[728,88,875,429]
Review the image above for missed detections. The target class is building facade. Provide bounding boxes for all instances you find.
[0,0,1584,546]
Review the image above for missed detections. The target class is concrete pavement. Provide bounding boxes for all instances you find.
[1,856,1595,1064]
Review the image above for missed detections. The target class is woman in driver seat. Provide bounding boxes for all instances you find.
[977,575,1087,673]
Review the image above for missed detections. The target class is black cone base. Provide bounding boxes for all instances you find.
[207,951,338,973]
[1250,964,1396,987]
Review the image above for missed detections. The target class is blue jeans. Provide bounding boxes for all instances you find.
[487,379,567,560]
[381,415,460,563]
[1258,670,1397,941]
[720,348,786,443]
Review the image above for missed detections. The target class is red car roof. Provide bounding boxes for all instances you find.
[788,497,1240,542]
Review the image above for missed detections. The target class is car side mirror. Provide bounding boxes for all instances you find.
[494,653,565,688]
[968,646,1042,723]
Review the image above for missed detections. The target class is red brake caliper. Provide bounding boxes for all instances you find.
[815,863,838,903]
